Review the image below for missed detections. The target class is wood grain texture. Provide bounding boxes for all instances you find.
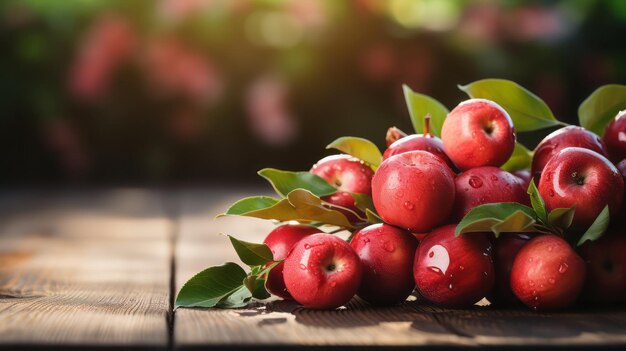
[175,188,626,350]
[0,189,171,349]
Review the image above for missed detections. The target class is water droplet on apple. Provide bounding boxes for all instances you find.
[396,190,404,198]
[299,264,307,270]
[468,176,483,188]
[429,251,434,258]
[383,242,395,252]
[459,265,465,271]
[529,280,535,287]
[528,257,534,263]
[448,283,453,290]
[304,243,311,249]
[363,238,370,243]
[329,281,337,288]
[548,278,555,284]
[548,245,554,252]
[490,175,498,181]
[403,201,414,210]
[558,262,568,274]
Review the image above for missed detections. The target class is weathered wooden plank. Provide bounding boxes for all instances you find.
[0,189,171,349]
[175,188,626,349]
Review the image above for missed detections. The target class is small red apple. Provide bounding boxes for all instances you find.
[491,233,532,306]
[350,223,418,305]
[413,224,494,308]
[441,99,515,171]
[510,235,586,311]
[310,154,374,222]
[263,224,320,299]
[538,147,624,229]
[453,166,529,220]
[602,110,626,162]
[531,126,608,181]
[579,232,626,303]
[372,151,456,232]
[283,234,362,309]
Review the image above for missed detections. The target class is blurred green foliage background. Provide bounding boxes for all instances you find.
[1,0,625,185]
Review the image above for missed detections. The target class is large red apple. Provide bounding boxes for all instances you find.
[579,231,626,303]
[350,223,418,305]
[538,147,624,229]
[283,234,362,309]
[263,224,320,299]
[531,126,608,181]
[372,151,456,232]
[413,224,494,308]
[602,110,626,162]
[491,233,532,306]
[441,99,515,171]
[453,166,529,220]
[511,235,585,310]
[310,154,374,222]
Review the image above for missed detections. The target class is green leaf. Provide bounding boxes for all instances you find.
[402,84,449,137]
[216,285,252,308]
[232,189,353,228]
[243,274,271,300]
[228,236,274,266]
[365,208,383,224]
[258,168,337,198]
[547,207,576,232]
[351,193,375,213]
[326,137,382,170]
[175,262,248,308]
[458,79,563,132]
[578,84,626,136]
[455,202,537,237]
[527,180,547,224]
[577,205,610,246]
[221,196,280,216]
[501,142,533,172]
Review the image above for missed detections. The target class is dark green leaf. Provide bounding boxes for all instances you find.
[527,180,547,223]
[402,84,449,137]
[175,262,247,308]
[501,142,533,172]
[577,205,610,246]
[547,207,576,232]
[365,208,383,224]
[258,168,336,198]
[455,202,537,236]
[578,84,626,136]
[326,136,382,169]
[458,79,563,132]
[216,285,252,308]
[228,236,273,266]
[351,193,375,213]
[220,196,280,216]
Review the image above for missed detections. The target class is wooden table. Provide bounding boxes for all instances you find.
[1,188,625,350]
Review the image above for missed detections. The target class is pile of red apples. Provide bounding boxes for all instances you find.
[262,99,626,311]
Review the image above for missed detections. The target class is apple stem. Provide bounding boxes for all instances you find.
[423,114,432,136]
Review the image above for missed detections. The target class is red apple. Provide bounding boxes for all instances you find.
[310,154,374,222]
[602,110,626,162]
[350,223,418,305]
[453,166,529,220]
[511,235,585,310]
[413,224,494,308]
[538,147,624,229]
[263,224,320,299]
[441,99,515,171]
[579,232,626,303]
[283,234,362,309]
[531,126,608,181]
[372,151,456,232]
[512,170,532,191]
[491,233,532,306]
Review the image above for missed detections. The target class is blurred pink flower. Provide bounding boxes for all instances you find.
[459,3,502,44]
[69,14,136,101]
[246,76,298,146]
[285,0,327,30]
[144,37,223,105]
[507,6,565,41]
[158,0,250,21]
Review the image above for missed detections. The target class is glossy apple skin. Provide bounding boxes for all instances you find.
[372,151,456,233]
[263,225,320,299]
[602,110,626,162]
[538,147,624,229]
[350,224,418,305]
[441,99,515,171]
[511,235,586,311]
[531,126,608,182]
[579,232,626,303]
[413,224,494,308]
[453,166,529,220]
[491,233,532,306]
[512,170,532,191]
[383,134,455,169]
[311,154,374,222]
[283,234,362,309]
